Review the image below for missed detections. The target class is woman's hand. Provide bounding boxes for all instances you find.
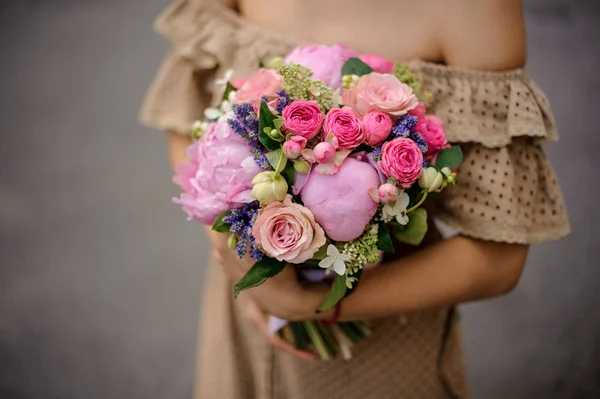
[242,299,318,362]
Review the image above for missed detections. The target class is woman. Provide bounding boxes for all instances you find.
[140,0,570,397]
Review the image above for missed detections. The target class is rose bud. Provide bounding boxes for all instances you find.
[418,167,444,193]
[378,183,399,204]
[250,171,288,204]
[314,142,336,164]
[282,135,307,159]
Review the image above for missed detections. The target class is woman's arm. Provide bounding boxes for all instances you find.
[291,237,529,321]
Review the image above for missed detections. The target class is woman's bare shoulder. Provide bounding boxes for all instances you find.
[438,0,527,70]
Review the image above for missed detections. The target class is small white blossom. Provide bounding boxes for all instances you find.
[214,69,234,87]
[318,244,352,276]
[381,191,410,225]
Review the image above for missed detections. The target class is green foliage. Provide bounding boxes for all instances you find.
[233,257,286,297]
[377,223,395,253]
[221,81,237,102]
[435,146,463,170]
[212,211,231,233]
[277,63,334,110]
[317,274,347,312]
[391,208,428,246]
[280,162,296,186]
[258,100,279,150]
[341,57,373,77]
[265,148,287,172]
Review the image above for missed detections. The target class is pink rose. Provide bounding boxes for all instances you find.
[346,73,419,116]
[362,110,393,146]
[313,142,336,164]
[358,54,395,74]
[408,103,426,119]
[173,122,262,224]
[323,107,364,149]
[301,158,380,242]
[415,115,448,154]
[379,138,423,188]
[253,194,326,264]
[282,135,307,159]
[284,44,358,89]
[282,100,324,140]
[235,68,283,106]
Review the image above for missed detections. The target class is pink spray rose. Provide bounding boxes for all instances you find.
[379,138,423,187]
[301,158,380,242]
[235,68,283,106]
[284,44,358,89]
[253,194,326,264]
[362,110,393,146]
[345,73,419,116]
[358,54,395,74]
[414,115,448,154]
[282,135,307,159]
[172,122,261,224]
[323,107,364,149]
[282,100,324,140]
[408,103,426,119]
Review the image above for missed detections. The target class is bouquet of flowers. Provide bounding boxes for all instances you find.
[173,44,463,360]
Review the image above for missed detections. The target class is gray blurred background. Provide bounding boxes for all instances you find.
[0,0,598,398]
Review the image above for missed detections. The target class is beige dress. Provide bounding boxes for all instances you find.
[140,1,571,398]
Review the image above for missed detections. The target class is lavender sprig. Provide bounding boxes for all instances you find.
[222,202,264,261]
[275,89,291,114]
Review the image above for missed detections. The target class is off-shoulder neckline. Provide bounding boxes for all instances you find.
[205,0,526,79]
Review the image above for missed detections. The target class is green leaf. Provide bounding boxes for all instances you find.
[212,211,231,233]
[265,149,287,172]
[317,274,347,312]
[233,257,286,297]
[258,100,279,150]
[221,81,237,102]
[435,146,463,170]
[377,224,395,253]
[273,118,285,130]
[391,208,428,246]
[341,57,373,77]
[312,244,329,260]
[280,162,295,186]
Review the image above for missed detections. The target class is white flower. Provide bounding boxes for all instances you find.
[318,244,351,276]
[204,107,221,121]
[381,191,410,225]
[214,69,234,87]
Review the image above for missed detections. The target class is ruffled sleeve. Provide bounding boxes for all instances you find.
[409,63,571,244]
[139,0,295,134]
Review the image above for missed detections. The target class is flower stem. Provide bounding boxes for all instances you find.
[406,191,428,214]
[275,147,286,175]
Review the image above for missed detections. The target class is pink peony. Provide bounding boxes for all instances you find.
[301,158,380,242]
[253,194,326,264]
[362,110,393,146]
[345,73,419,116]
[282,135,307,159]
[379,138,423,188]
[235,68,283,106]
[284,44,358,89]
[282,100,324,140]
[415,115,448,154]
[172,122,261,224]
[359,54,395,74]
[323,107,364,149]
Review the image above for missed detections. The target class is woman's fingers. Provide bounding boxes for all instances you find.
[244,300,317,362]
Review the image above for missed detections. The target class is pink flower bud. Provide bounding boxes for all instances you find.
[378,183,399,204]
[314,142,336,164]
[282,136,307,159]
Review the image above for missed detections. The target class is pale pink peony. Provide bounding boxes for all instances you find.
[284,44,358,89]
[358,54,395,74]
[301,158,380,242]
[282,100,324,139]
[323,107,364,149]
[415,115,448,154]
[234,68,283,106]
[362,110,393,146]
[253,194,326,264]
[379,138,423,188]
[282,135,307,159]
[172,122,262,224]
[345,73,419,116]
